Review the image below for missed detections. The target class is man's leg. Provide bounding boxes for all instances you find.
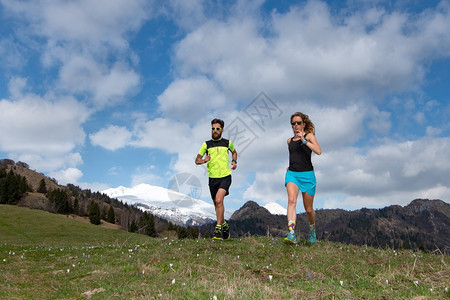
[213,188,227,224]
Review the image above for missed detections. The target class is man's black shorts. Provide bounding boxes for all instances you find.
[209,175,232,200]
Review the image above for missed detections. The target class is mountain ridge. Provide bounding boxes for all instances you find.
[219,198,450,253]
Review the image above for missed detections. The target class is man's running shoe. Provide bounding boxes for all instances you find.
[284,231,297,244]
[222,222,230,240]
[308,225,316,244]
[212,225,222,240]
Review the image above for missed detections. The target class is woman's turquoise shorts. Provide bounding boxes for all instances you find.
[285,170,316,196]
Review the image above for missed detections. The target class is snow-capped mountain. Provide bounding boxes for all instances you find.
[263,202,287,215]
[102,183,231,226]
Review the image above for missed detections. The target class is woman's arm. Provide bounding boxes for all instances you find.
[305,133,322,155]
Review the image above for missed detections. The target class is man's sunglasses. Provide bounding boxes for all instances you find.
[291,121,303,125]
[211,127,222,131]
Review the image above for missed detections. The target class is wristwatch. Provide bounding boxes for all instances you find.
[302,138,308,145]
[232,159,237,163]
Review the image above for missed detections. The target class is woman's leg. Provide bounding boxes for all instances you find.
[302,191,315,225]
[286,182,299,224]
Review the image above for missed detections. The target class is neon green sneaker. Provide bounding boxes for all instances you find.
[212,225,222,240]
[284,231,297,244]
[308,225,316,244]
[222,222,230,240]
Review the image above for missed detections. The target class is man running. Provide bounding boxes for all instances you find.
[195,118,237,240]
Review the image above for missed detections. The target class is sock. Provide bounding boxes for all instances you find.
[310,224,315,231]
[288,221,295,233]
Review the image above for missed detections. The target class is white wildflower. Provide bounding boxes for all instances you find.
[171,279,176,284]
[340,281,344,286]
[269,275,273,282]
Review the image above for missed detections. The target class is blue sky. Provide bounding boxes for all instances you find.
[0,0,449,213]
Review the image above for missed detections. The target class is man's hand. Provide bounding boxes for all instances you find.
[203,154,211,163]
[231,160,237,170]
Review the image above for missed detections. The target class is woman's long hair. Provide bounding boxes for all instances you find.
[290,112,315,135]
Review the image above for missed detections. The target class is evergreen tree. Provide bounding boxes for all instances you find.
[0,170,29,205]
[138,212,156,237]
[188,226,199,239]
[88,201,101,225]
[146,213,156,237]
[106,206,115,224]
[129,219,138,232]
[101,207,107,221]
[176,226,190,239]
[46,189,71,214]
[37,179,47,193]
[168,222,175,231]
[73,197,79,215]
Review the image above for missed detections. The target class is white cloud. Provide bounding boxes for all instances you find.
[2,0,147,109]
[157,76,227,122]
[48,167,83,185]
[2,0,150,46]
[243,169,286,205]
[368,109,391,135]
[317,136,450,202]
[78,181,112,193]
[131,168,164,187]
[15,152,84,177]
[164,0,450,108]
[89,125,132,151]
[131,118,192,153]
[59,58,140,108]
[0,97,87,153]
[0,79,89,174]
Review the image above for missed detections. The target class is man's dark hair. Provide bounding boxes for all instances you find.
[211,118,224,129]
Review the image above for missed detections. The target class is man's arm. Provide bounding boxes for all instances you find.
[231,149,237,170]
[195,153,210,165]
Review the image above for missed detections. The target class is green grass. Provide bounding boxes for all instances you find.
[1,205,449,299]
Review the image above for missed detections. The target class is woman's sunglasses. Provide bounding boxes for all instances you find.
[291,121,303,125]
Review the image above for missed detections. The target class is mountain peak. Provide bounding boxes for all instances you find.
[102,183,230,226]
[230,201,272,221]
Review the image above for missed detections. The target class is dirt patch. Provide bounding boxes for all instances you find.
[18,193,52,211]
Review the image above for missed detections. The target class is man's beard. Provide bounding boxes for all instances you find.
[212,132,222,139]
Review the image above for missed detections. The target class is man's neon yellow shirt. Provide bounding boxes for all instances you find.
[198,138,235,178]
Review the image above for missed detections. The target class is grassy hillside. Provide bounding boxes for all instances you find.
[1,205,448,299]
[0,205,149,247]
